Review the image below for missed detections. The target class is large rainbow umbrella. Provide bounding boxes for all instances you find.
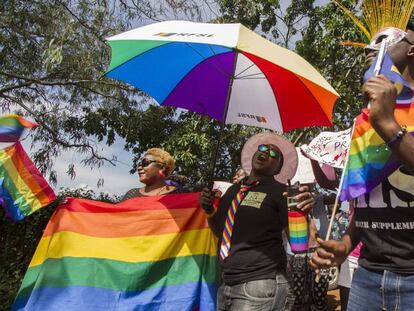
[106,21,339,133]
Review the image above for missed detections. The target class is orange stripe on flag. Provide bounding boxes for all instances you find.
[43,207,209,238]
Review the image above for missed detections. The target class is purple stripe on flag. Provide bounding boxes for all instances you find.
[162,52,236,121]
[0,179,24,221]
[340,155,402,201]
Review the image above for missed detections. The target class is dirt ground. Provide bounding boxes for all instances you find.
[327,289,341,310]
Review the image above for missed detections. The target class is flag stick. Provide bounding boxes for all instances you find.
[314,40,386,282]
[323,39,386,241]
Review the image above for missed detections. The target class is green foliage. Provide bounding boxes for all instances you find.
[295,0,366,130]
[0,205,54,311]
[0,0,365,187]
[218,0,279,31]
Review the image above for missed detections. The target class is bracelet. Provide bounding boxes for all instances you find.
[386,125,407,147]
[205,208,216,219]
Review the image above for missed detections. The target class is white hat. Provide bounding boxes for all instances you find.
[241,132,298,184]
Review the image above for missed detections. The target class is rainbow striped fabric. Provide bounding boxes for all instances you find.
[340,52,414,201]
[0,142,56,221]
[106,21,339,133]
[219,182,258,260]
[288,211,308,253]
[0,114,38,142]
[13,193,219,310]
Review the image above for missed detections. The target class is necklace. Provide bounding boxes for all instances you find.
[140,185,171,196]
[156,185,168,195]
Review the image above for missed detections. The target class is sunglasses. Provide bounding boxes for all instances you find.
[138,159,162,168]
[258,144,281,159]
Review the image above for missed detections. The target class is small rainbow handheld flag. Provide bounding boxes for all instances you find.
[0,142,56,220]
[0,114,38,143]
[288,210,308,253]
[340,52,414,201]
[13,193,219,310]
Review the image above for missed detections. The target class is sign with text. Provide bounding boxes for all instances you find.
[301,128,351,168]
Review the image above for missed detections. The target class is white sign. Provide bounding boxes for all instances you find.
[212,181,233,197]
[291,148,315,184]
[301,128,351,168]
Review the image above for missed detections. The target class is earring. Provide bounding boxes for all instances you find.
[158,170,165,177]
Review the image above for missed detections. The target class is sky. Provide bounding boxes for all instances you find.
[19,136,139,197]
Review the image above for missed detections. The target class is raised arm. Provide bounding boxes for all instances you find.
[310,159,339,190]
[364,75,414,174]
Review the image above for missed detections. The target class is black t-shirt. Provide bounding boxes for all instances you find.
[355,168,414,273]
[216,177,288,285]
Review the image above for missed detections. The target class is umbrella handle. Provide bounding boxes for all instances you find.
[207,122,225,189]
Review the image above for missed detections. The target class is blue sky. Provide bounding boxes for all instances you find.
[20,135,138,197]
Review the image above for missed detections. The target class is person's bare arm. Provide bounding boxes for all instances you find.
[199,188,221,237]
[310,159,339,190]
[309,216,362,272]
[364,75,414,173]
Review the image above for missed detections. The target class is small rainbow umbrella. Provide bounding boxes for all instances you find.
[106,21,339,133]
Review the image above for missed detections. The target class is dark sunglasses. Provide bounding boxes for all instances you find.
[138,159,162,168]
[258,144,281,159]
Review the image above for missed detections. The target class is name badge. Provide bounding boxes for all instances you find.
[242,192,267,208]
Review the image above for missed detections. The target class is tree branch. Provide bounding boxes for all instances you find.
[293,131,305,146]
[119,0,163,22]
[0,70,136,93]
[57,0,107,45]
[2,94,117,166]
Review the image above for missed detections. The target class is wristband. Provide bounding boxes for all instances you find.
[386,125,407,147]
[205,208,216,219]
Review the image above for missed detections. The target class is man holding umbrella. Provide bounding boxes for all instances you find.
[200,132,315,311]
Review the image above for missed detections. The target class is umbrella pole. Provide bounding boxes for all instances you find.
[208,122,225,188]
[207,52,239,188]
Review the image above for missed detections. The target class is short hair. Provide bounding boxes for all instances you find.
[145,148,175,176]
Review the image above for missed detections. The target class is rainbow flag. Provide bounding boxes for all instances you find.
[340,53,414,201]
[288,210,308,253]
[13,193,219,310]
[0,114,38,142]
[0,142,56,221]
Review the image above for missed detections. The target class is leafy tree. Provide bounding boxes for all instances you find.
[0,0,145,183]
[296,0,367,130]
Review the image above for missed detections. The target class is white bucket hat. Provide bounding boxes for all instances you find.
[241,132,298,184]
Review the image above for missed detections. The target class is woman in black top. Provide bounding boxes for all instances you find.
[121,148,178,200]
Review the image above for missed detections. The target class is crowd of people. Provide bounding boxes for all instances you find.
[118,19,414,311]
